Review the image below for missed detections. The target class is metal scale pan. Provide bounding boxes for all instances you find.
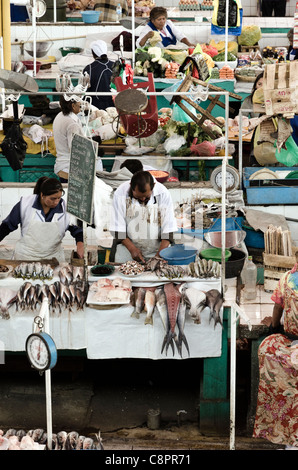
[204,218,246,249]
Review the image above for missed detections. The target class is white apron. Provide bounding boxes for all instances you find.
[115,198,161,263]
[14,213,66,262]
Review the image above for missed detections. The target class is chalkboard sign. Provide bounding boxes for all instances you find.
[67,133,97,224]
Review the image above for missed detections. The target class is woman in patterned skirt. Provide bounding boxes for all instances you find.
[253,254,298,449]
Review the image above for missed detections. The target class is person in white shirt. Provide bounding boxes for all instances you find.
[136,6,196,49]
[53,96,85,182]
[109,170,177,263]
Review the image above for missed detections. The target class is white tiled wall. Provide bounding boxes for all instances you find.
[10,3,296,62]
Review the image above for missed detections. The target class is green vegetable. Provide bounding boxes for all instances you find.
[163,120,212,143]
[135,49,151,63]
[213,52,237,62]
[169,146,192,156]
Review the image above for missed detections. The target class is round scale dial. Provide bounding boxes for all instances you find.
[31,0,47,17]
[210,164,240,193]
[26,332,57,371]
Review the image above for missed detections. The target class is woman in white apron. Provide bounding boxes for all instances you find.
[0,177,84,263]
[53,96,102,183]
[110,171,177,263]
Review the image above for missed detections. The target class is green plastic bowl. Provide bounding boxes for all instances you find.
[200,248,231,262]
[90,264,115,277]
[59,47,83,57]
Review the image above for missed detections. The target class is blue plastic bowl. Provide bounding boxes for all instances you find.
[159,244,197,265]
[80,10,101,23]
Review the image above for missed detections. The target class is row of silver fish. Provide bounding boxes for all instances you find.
[15,279,88,314]
[13,262,54,280]
[186,259,221,278]
[58,264,85,285]
[0,428,103,451]
[144,256,185,279]
[144,256,221,280]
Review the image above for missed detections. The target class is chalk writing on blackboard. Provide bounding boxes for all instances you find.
[66,133,97,224]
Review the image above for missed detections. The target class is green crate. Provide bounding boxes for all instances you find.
[0,166,19,182]
[19,169,57,183]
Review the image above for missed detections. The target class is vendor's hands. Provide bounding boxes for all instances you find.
[146,31,155,40]
[130,247,145,263]
[122,238,145,263]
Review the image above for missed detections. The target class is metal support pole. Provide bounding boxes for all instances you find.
[230,302,236,450]
[229,301,252,450]
[36,297,53,451]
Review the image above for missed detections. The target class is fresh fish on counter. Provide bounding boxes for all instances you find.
[56,431,68,450]
[0,288,18,319]
[75,435,86,450]
[64,431,79,450]
[163,283,181,355]
[14,279,88,314]
[176,296,190,358]
[0,428,104,451]
[182,287,206,324]
[155,287,174,356]
[144,289,156,326]
[203,289,225,329]
[132,287,146,319]
[13,262,53,281]
[186,259,220,279]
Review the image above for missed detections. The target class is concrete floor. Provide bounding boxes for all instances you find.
[0,353,283,451]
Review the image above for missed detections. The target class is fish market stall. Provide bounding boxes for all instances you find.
[0,258,232,434]
[85,265,223,360]
[0,261,223,360]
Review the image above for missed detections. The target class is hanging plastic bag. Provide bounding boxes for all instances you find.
[163,80,198,123]
[238,25,262,46]
[0,122,27,171]
[211,0,243,36]
[275,136,298,167]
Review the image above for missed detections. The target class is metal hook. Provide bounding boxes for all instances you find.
[6,93,20,102]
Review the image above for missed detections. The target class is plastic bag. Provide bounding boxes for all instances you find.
[275,136,298,167]
[164,134,186,153]
[164,80,198,123]
[0,122,27,171]
[217,0,238,27]
[94,123,116,141]
[238,25,262,46]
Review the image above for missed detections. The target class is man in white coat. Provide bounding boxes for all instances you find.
[109,170,177,263]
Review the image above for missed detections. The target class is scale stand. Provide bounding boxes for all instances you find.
[25,297,57,450]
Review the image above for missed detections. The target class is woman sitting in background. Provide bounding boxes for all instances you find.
[240,72,263,119]
[253,251,298,449]
[136,7,195,49]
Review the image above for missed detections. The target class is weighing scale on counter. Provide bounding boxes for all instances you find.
[204,163,247,291]
[25,297,57,451]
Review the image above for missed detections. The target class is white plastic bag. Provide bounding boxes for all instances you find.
[163,134,186,153]
[95,123,116,141]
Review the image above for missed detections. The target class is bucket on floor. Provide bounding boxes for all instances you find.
[147,409,161,430]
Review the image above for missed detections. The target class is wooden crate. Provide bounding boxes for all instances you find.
[263,62,298,117]
[263,252,296,292]
[240,44,260,53]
